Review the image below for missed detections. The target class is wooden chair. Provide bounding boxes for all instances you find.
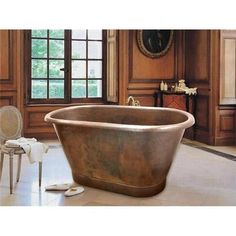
[0,106,42,194]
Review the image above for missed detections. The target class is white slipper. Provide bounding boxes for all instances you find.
[64,186,85,197]
[45,183,72,191]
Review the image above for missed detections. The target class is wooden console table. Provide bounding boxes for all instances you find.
[153,90,197,113]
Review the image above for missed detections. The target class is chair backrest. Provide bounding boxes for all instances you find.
[0,106,23,144]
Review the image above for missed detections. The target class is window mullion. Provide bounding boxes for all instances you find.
[86,30,88,98]
[47,30,49,99]
[64,30,71,103]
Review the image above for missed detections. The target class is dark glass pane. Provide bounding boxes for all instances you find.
[49,60,64,78]
[72,60,86,78]
[72,30,86,39]
[88,41,102,59]
[32,59,47,78]
[49,30,64,38]
[88,80,102,98]
[31,80,47,98]
[49,40,64,58]
[31,30,47,38]
[31,39,47,58]
[88,30,102,40]
[49,80,64,98]
[72,41,86,59]
[88,61,102,78]
[72,80,86,98]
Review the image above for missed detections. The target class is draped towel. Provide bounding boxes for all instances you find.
[5,137,48,163]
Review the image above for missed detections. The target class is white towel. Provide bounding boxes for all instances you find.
[5,137,48,164]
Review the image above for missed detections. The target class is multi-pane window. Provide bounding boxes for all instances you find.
[27,29,105,103]
[71,30,103,98]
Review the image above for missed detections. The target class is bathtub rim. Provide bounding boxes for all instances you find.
[44,105,195,132]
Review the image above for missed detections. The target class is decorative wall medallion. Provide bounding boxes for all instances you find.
[137,30,174,58]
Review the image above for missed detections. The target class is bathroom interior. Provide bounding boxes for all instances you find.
[0,4,236,235]
[0,29,236,208]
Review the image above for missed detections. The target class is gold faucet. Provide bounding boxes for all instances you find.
[127,96,140,106]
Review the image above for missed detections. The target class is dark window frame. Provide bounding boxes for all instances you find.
[24,30,107,105]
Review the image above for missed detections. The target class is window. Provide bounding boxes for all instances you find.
[25,29,105,104]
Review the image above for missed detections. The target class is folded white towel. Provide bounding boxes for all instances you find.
[6,138,37,147]
[5,137,48,164]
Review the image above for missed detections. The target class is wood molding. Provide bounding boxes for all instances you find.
[0,30,13,83]
[0,93,16,106]
[219,114,235,132]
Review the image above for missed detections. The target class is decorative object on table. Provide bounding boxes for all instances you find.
[175,79,197,95]
[160,81,164,91]
[164,83,168,91]
[137,30,174,58]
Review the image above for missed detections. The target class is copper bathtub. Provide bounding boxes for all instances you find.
[45,105,194,197]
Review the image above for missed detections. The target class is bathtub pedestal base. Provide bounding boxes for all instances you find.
[74,174,166,197]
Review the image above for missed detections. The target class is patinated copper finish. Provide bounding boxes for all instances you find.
[45,105,194,197]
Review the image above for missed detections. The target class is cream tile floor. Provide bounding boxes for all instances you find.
[0,139,236,206]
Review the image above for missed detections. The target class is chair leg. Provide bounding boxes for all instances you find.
[39,162,42,188]
[16,154,22,182]
[0,153,4,182]
[9,153,13,194]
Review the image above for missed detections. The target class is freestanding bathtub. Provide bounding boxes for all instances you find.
[45,105,194,197]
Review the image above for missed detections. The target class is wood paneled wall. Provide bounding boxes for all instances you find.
[185,30,212,143]
[185,30,236,145]
[1,29,236,145]
[118,30,185,106]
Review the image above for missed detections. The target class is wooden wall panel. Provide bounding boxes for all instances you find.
[131,31,176,81]
[0,30,11,81]
[214,109,236,145]
[0,91,17,106]
[0,30,18,109]
[185,30,210,83]
[28,111,51,128]
[24,106,61,139]
[220,114,235,131]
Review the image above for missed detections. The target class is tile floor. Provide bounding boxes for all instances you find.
[0,139,236,206]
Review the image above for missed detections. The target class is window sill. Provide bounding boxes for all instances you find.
[25,101,108,107]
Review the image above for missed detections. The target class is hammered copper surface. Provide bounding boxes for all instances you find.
[45,105,194,197]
